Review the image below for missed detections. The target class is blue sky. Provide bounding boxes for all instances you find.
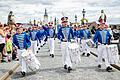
[0,0,120,24]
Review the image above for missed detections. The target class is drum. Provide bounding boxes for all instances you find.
[21,50,41,71]
[106,44,119,64]
[68,43,81,64]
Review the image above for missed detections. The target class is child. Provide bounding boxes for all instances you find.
[13,27,31,76]
[6,34,12,62]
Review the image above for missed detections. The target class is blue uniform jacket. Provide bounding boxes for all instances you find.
[93,29,111,44]
[48,28,55,38]
[36,29,47,43]
[13,32,31,50]
[73,30,77,38]
[42,26,49,36]
[29,30,38,41]
[75,29,82,38]
[80,29,91,39]
[57,26,74,42]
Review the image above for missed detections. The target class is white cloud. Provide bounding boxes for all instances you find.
[0,0,119,24]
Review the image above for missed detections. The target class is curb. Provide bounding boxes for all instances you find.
[0,63,20,80]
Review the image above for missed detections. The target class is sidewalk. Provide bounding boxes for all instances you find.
[0,61,19,80]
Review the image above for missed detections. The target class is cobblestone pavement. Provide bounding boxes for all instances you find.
[0,61,19,78]
[11,40,120,80]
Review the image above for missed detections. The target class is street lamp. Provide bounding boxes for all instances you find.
[82,9,86,18]
[75,15,77,23]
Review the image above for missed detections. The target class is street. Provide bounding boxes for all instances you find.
[11,40,120,80]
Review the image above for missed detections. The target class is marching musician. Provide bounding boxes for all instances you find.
[48,22,55,58]
[57,17,74,73]
[75,25,83,43]
[80,25,91,57]
[29,26,38,55]
[73,25,77,42]
[13,26,31,76]
[93,24,113,72]
[36,26,47,51]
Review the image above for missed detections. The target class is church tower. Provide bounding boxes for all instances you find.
[44,8,48,25]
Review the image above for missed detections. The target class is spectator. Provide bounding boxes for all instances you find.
[0,24,7,62]
[6,34,12,62]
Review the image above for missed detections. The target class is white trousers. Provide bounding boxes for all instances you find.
[17,49,27,72]
[31,41,37,55]
[40,40,45,46]
[61,42,72,68]
[77,38,81,44]
[81,39,90,54]
[49,38,54,54]
[97,44,111,67]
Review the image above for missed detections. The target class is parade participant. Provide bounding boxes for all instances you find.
[48,22,55,58]
[29,26,38,55]
[58,17,74,73]
[80,25,91,57]
[98,10,106,24]
[56,24,62,43]
[36,25,47,52]
[75,25,82,43]
[41,25,49,47]
[73,25,77,40]
[13,26,31,76]
[93,24,112,72]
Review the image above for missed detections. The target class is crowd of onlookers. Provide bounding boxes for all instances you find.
[0,23,16,62]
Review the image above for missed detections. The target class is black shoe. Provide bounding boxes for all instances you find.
[8,59,11,62]
[40,45,43,47]
[102,58,105,62]
[64,65,67,69]
[68,67,72,73]
[82,53,85,56]
[48,50,50,52]
[16,59,19,61]
[15,58,19,61]
[87,53,90,57]
[1,60,6,62]
[38,48,40,50]
[43,43,46,46]
[51,54,54,58]
[106,66,112,72]
[50,54,52,56]
[21,71,26,77]
[37,51,39,53]
[98,64,101,68]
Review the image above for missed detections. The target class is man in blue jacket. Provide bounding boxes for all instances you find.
[58,17,74,73]
[48,22,55,58]
[29,26,38,55]
[93,24,112,72]
[75,25,83,44]
[80,25,91,57]
[36,26,47,49]
[13,26,31,76]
